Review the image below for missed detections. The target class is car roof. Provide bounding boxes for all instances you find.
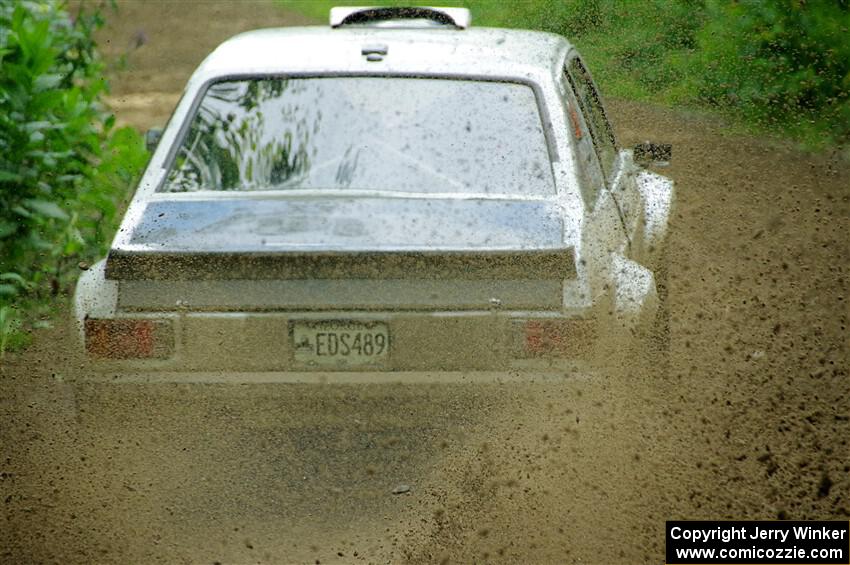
[191,26,573,84]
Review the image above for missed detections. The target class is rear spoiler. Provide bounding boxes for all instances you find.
[105,248,575,281]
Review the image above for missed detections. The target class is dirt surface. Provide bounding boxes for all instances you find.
[2,2,849,564]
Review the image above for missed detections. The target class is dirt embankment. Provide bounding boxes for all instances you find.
[2,2,848,564]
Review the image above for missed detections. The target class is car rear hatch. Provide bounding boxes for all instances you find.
[107,196,575,312]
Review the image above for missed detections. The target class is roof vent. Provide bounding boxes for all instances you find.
[330,6,471,29]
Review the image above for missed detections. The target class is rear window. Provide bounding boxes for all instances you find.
[160,77,555,196]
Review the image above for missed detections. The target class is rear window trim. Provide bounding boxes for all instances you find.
[158,72,560,194]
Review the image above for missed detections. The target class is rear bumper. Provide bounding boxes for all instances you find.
[67,368,601,384]
[81,309,602,374]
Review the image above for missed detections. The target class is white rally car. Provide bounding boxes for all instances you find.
[75,6,674,378]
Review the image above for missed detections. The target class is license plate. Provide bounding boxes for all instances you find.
[290,320,390,368]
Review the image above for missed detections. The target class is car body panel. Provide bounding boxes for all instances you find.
[116,279,567,312]
[192,27,571,84]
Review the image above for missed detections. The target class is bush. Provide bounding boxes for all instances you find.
[695,0,850,144]
[0,1,147,354]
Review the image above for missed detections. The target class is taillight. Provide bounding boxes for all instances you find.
[85,319,173,359]
[519,319,596,357]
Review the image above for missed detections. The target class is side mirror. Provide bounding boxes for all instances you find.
[145,127,163,153]
[633,141,672,167]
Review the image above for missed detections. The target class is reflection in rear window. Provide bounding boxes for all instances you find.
[161,77,555,196]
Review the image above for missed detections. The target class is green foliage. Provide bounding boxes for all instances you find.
[695,0,850,145]
[0,1,147,354]
[283,0,848,148]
